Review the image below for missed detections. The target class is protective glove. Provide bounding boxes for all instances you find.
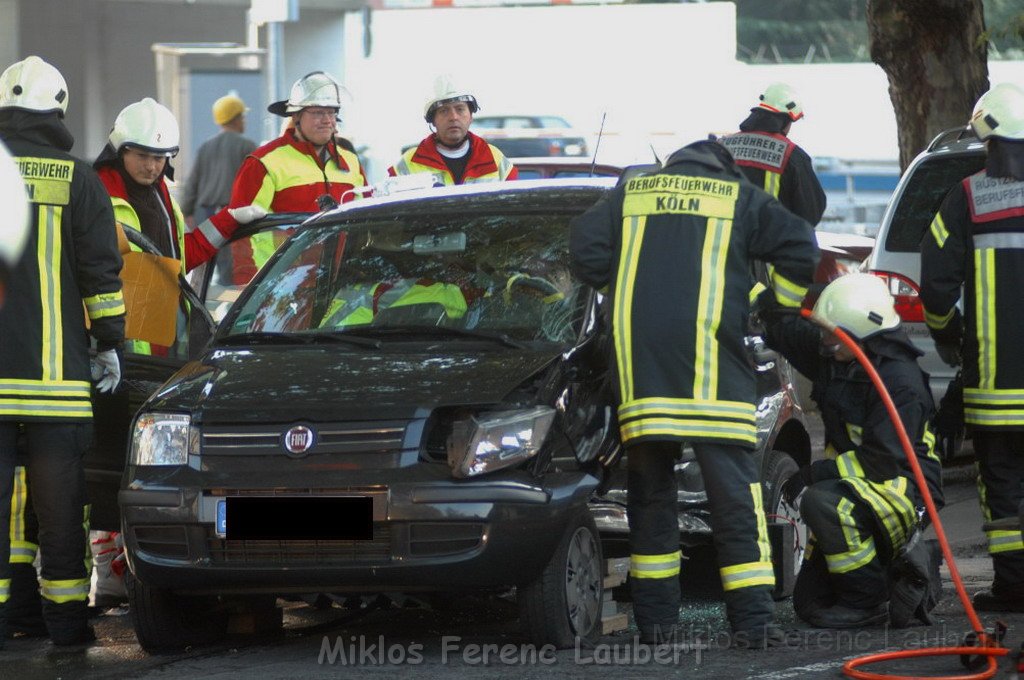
[935,340,961,368]
[781,467,812,511]
[91,349,122,394]
[227,204,268,225]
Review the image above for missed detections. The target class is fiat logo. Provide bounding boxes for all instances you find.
[283,425,315,457]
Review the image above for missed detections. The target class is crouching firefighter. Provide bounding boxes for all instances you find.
[570,139,819,647]
[758,273,944,628]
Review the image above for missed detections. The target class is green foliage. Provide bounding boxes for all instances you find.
[730,0,1022,63]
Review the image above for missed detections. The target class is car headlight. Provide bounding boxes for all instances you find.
[446,406,555,479]
[130,413,197,466]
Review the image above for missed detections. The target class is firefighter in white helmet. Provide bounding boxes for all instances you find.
[388,74,517,186]
[210,71,367,278]
[719,82,826,226]
[0,55,126,646]
[94,97,263,275]
[756,273,944,629]
[920,82,1024,612]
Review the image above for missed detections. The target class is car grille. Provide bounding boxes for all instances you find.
[408,522,484,557]
[201,421,408,456]
[207,524,393,564]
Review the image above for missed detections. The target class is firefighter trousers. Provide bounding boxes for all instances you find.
[796,479,891,611]
[973,430,1024,588]
[0,422,92,640]
[627,440,775,633]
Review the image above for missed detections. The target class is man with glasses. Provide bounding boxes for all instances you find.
[389,74,517,186]
[209,71,369,275]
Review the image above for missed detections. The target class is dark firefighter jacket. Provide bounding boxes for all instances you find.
[570,142,819,448]
[763,313,944,551]
[920,170,1024,430]
[719,128,826,226]
[0,110,125,422]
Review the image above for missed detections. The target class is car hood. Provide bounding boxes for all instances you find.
[149,345,562,423]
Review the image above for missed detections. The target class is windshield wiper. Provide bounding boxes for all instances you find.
[352,325,526,349]
[216,331,381,349]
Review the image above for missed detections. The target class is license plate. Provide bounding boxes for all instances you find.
[217,496,373,541]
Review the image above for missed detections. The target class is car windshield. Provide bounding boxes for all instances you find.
[223,212,587,345]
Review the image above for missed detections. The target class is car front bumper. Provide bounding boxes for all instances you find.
[121,468,597,595]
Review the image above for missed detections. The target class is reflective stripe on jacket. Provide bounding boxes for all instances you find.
[388,132,518,185]
[921,171,1024,429]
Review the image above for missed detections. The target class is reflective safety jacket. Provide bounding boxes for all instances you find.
[0,113,125,421]
[320,279,469,328]
[719,130,826,226]
[94,166,188,275]
[921,170,1024,430]
[764,317,944,550]
[208,128,368,238]
[388,132,518,185]
[570,143,819,447]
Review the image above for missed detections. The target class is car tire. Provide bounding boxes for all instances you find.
[518,510,603,649]
[761,449,806,600]
[125,569,228,653]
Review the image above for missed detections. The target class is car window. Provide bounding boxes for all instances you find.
[515,168,545,179]
[884,154,985,253]
[539,116,570,128]
[503,118,535,130]
[473,118,502,129]
[202,225,298,322]
[225,214,586,344]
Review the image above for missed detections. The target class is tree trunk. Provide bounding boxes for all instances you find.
[867,0,989,171]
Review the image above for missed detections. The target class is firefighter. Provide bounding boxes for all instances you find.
[758,273,943,628]
[0,55,126,645]
[388,74,518,185]
[215,70,368,277]
[719,82,826,226]
[920,82,1024,612]
[94,97,265,275]
[570,139,819,647]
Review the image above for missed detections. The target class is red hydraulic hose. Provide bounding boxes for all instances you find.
[798,308,1008,680]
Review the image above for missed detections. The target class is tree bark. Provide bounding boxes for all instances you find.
[867,0,989,171]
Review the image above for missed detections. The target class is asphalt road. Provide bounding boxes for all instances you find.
[3,431,1023,679]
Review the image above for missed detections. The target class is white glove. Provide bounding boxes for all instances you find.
[227,204,268,225]
[91,349,121,394]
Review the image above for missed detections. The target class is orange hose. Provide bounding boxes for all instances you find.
[798,309,1008,679]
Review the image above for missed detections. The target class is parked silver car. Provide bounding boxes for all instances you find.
[864,127,985,457]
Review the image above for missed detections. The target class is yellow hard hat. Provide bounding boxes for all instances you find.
[212,94,246,126]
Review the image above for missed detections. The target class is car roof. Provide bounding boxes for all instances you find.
[305,177,616,224]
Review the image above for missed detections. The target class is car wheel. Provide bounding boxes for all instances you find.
[761,449,807,600]
[125,569,228,653]
[518,510,603,648]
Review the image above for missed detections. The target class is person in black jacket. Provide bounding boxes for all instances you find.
[719,82,827,226]
[920,83,1024,612]
[759,273,943,628]
[0,56,125,646]
[571,139,818,648]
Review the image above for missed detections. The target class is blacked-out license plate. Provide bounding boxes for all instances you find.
[220,496,373,540]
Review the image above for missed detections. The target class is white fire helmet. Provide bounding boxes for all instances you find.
[268,71,348,117]
[813,273,900,341]
[970,83,1024,142]
[109,98,180,157]
[757,82,804,122]
[423,74,479,124]
[0,55,69,117]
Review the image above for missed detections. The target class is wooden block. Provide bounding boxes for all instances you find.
[601,612,629,635]
[604,557,629,577]
[602,599,619,618]
[604,573,627,589]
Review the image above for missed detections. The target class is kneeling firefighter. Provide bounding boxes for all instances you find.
[757,273,945,628]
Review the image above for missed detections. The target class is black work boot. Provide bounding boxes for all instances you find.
[973,583,1024,613]
[731,623,789,650]
[802,602,888,629]
[7,563,46,638]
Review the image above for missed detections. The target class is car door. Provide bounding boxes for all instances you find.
[85,216,309,530]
